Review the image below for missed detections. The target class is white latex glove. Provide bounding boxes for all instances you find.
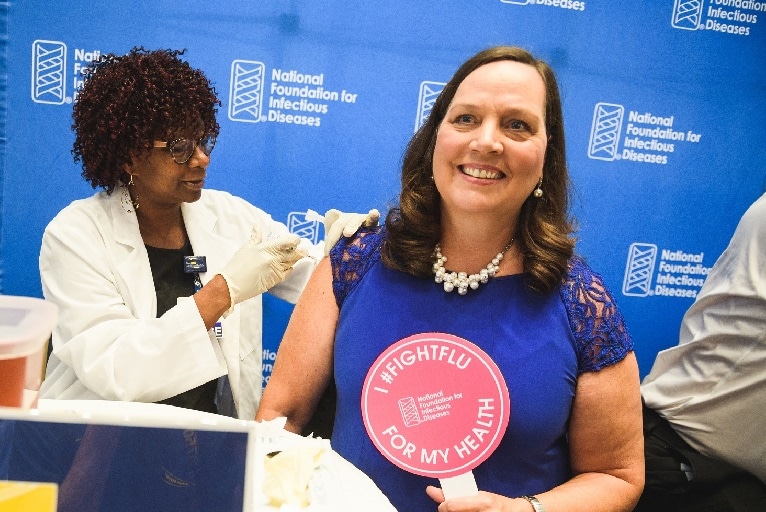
[219,227,303,313]
[323,208,380,255]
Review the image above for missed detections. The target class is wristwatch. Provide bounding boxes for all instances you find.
[520,495,546,512]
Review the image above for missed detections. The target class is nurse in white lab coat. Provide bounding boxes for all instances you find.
[38,47,376,420]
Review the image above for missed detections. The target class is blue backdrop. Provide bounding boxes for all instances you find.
[2,1,765,380]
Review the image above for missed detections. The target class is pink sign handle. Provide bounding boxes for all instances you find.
[361,332,511,480]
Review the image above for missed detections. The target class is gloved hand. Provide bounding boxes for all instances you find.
[323,208,380,255]
[219,227,303,313]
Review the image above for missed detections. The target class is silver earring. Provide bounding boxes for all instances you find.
[121,188,135,213]
[533,177,543,198]
[121,175,139,212]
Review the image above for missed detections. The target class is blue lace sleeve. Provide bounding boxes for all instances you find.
[560,256,634,374]
[329,227,385,308]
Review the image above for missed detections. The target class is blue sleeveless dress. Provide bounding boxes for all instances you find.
[329,228,633,512]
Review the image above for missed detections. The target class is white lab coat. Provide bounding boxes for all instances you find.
[39,187,321,420]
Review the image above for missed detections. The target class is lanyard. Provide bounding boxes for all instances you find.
[184,255,222,338]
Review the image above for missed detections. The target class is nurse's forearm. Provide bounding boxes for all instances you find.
[193,275,232,330]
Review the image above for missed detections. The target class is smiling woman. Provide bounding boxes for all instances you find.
[256,46,644,512]
[432,60,548,249]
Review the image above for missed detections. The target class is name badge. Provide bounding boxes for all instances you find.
[184,256,207,273]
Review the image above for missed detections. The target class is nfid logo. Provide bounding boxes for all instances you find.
[31,40,67,105]
[414,81,445,133]
[287,210,322,244]
[623,243,657,296]
[588,103,624,161]
[227,59,354,127]
[623,242,710,299]
[671,0,760,35]
[587,101,701,166]
[31,40,102,105]
[229,60,266,123]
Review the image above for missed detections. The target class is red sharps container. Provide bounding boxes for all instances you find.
[0,296,58,409]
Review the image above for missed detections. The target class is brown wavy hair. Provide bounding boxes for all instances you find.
[72,47,221,193]
[381,46,576,294]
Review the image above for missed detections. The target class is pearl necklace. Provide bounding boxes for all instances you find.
[432,240,514,295]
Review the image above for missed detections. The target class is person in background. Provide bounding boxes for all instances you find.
[638,192,766,511]
[39,47,377,421]
[257,46,644,511]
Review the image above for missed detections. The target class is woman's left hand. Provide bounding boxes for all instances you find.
[426,485,530,512]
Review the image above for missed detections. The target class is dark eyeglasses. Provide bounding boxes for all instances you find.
[153,134,216,164]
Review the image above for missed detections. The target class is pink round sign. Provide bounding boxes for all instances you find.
[361,332,510,478]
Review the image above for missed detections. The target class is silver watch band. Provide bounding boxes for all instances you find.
[520,495,546,512]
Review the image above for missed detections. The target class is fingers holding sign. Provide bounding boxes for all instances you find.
[426,486,527,512]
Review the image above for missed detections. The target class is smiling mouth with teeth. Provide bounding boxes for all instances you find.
[461,166,502,180]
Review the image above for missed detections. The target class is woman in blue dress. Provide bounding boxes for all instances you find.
[257,46,644,512]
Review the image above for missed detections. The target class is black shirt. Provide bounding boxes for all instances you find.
[145,239,217,414]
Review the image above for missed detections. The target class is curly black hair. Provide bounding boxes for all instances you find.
[71,47,221,193]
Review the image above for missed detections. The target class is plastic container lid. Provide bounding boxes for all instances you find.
[0,295,59,358]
